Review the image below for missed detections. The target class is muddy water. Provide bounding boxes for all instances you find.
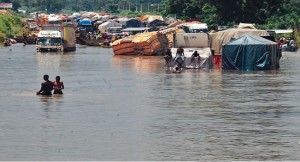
[0,44,300,160]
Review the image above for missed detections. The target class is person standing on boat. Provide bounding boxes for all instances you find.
[53,76,64,94]
[36,74,54,96]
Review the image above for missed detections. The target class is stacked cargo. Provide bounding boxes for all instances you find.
[111,36,135,55]
[112,31,169,56]
[160,27,184,47]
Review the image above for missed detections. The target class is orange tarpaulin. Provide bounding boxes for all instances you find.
[112,31,169,55]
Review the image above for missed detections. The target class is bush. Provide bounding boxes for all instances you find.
[0,10,24,42]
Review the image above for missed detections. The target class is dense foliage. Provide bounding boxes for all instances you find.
[1,0,293,27]
[0,10,24,42]
[1,0,163,13]
[2,0,300,43]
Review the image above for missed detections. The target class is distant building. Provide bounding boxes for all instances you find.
[0,3,13,9]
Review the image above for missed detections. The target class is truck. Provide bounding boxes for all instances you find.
[36,23,76,52]
[77,18,93,33]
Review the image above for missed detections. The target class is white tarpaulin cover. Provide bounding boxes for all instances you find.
[165,47,213,69]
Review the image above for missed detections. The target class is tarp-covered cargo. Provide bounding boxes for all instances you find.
[211,28,270,54]
[160,27,185,47]
[222,35,281,70]
[112,31,169,55]
[139,15,164,22]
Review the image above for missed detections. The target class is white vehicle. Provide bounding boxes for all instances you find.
[36,24,76,52]
[180,23,208,33]
[36,30,63,52]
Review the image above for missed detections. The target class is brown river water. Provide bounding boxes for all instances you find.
[0,43,300,161]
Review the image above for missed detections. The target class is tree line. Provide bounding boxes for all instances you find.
[1,0,300,35]
[0,0,296,27]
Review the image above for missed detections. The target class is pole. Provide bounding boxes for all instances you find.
[136,3,138,12]
[129,2,131,11]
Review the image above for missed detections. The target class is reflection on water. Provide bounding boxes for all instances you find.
[1,44,300,160]
[112,55,163,73]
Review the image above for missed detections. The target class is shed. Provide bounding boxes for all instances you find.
[98,20,122,33]
[118,18,141,28]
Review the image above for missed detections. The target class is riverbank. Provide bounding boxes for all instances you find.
[0,10,26,44]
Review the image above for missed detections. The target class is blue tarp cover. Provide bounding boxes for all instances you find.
[222,35,281,70]
[79,19,92,25]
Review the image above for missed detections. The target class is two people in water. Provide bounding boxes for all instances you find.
[36,74,64,96]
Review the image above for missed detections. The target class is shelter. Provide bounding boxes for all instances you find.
[98,20,122,33]
[211,28,270,54]
[222,35,281,70]
[118,18,141,28]
[149,19,168,27]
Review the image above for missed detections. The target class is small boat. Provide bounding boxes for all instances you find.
[3,40,11,46]
[76,37,105,46]
[15,36,36,44]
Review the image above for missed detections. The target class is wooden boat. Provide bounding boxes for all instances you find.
[15,36,36,44]
[76,37,105,46]
[3,40,11,46]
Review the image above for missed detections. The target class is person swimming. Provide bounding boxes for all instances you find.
[173,66,181,73]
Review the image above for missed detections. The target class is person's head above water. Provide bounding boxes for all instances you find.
[43,74,49,81]
[56,76,60,81]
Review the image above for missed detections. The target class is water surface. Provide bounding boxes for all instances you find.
[0,44,300,160]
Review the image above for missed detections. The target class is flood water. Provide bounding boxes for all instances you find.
[1,44,300,161]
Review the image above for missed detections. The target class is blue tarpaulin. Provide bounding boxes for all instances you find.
[222,35,282,70]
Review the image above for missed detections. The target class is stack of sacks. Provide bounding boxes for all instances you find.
[112,31,168,55]
[133,31,168,55]
[111,36,135,55]
[160,27,184,47]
